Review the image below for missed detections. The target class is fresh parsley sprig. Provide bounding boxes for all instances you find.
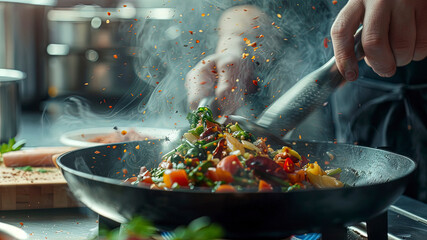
[0,138,26,154]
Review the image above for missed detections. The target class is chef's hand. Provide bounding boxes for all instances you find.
[331,0,427,81]
[185,5,265,111]
[185,51,256,111]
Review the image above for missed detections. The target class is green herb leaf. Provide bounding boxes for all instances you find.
[37,168,51,173]
[172,217,223,240]
[16,166,33,172]
[326,168,342,176]
[101,216,224,240]
[1,138,26,154]
[122,216,156,238]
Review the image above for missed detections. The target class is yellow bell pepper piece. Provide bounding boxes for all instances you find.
[306,171,344,188]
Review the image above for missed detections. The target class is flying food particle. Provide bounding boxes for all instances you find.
[323,37,329,48]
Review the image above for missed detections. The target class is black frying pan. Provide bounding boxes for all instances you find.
[57,139,415,239]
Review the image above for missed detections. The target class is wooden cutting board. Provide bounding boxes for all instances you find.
[0,164,80,210]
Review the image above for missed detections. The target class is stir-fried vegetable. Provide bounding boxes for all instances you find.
[129,107,343,192]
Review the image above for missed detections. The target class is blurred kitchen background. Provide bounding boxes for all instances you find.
[0,0,177,145]
[0,0,176,108]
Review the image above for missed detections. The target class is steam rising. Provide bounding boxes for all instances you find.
[49,0,345,141]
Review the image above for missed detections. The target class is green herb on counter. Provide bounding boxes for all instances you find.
[16,166,33,171]
[0,138,26,154]
[14,166,51,173]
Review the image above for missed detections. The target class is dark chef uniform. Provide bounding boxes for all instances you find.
[331,59,427,202]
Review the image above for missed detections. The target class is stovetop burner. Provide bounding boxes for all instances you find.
[292,196,427,240]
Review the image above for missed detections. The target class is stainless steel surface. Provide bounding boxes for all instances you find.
[232,27,364,136]
[0,208,98,240]
[229,115,291,146]
[0,1,53,108]
[0,69,25,143]
[46,6,152,98]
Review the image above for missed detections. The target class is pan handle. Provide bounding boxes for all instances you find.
[255,26,364,133]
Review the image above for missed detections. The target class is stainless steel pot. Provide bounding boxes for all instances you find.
[0,0,55,108]
[46,5,140,97]
[0,69,25,143]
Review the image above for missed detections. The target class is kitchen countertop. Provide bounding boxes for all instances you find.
[1,111,98,239]
[6,111,427,240]
[0,208,98,240]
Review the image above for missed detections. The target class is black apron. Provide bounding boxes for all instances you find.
[332,59,427,202]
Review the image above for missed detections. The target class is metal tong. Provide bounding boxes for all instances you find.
[229,26,365,138]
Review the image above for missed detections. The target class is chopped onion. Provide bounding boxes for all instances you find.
[224,132,245,155]
[229,150,242,156]
[241,140,260,152]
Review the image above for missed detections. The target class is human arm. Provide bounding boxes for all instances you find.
[185,5,272,111]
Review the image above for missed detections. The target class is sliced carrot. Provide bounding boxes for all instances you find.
[288,169,306,184]
[163,169,189,188]
[206,167,233,183]
[258,180,273,192]
[216,184,237,193]
[138,176,154,185]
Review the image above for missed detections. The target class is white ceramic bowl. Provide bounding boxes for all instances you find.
[59,127,182,148]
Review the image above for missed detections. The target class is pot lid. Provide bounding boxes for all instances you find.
[0,69,26,82]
